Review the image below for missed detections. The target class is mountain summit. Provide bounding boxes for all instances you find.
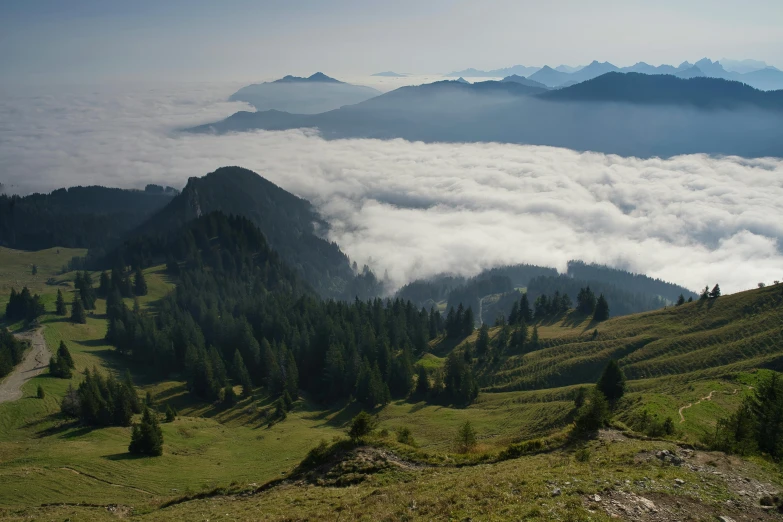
[273,72,343,84]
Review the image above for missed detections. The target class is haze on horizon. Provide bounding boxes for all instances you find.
[1,0,782,84]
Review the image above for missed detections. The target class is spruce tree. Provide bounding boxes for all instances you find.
[573,387,610,436]
[57,341,75,369]
[475,324,490,355]
[710,284,721,299]
[70,297,86,324]
[284,351,299,398]
[222,384,237,406]
[530,324,540,349]
[37,385,45,399]
[165,404,177,423]
[98,271,111,298]
[520,293,533,323]
[55,289,67,316]
[593,294,610,322]
[123,370,141,413]
[676,294,685,306]
[415,366,430,397]
[455,420,477,453]
[597,359,626,406]
[133,268,148,296]
[462,307,475,336]
[128,406,163,456]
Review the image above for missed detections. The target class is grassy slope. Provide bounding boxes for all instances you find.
[1,247,782,517]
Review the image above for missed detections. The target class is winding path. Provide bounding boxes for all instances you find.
[678,388,739,423]
[0,327,50,403]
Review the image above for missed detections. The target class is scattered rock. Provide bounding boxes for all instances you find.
[718,516,736,522]
[674,478,685,485]
[552,488,561,497]
[590,494,602,502]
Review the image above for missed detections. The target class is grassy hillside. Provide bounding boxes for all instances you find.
[1,247,782,519]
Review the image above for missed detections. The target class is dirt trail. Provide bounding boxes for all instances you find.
[61,467,154,495]
[0,327,50,403]
[678,388,739,423]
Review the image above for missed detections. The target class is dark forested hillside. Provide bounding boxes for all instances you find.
[101,211,478,407]
[127,167,382,300]
[566,261,697,302]
[0,185,177,251]
[526,275,667,317]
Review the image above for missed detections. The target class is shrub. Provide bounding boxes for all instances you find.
[396,426,416,447]
[37,385,45,399]
[348,411,377,442]
[572,388,610,437]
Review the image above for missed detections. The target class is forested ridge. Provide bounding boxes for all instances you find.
[99,211,479,408]
[0,185,176,251]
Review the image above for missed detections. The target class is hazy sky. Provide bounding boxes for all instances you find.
[2,0,782,83]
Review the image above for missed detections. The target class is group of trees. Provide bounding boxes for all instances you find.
[5,287,45,323]
[700,284,721,301]
[444,304,474,339]
[572,359,627,436]
[99,212,467,410]
[710,372,783,462]
[62,368,141,427]
[48,341,75,378]
[528,275,663,318]
[0,327,26,379]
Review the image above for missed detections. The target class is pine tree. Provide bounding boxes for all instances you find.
[415,366,430,397]
[133,268,148,296]
[593,294,610,321]
[165,404,177,422]
[55,289,67,315]
[57,341,75,369]
[676,294,685,306]
[98,271,111,298]
[573,387,610,436]
[70,297,86,324]
[455,420,477,453]
[128,406,163,456]
[597,359,626,406]
[509,301,520,325]
[232,350,253,398]
[710,284,721,299]
[31,264,38,276]
[462,307,475,336]
[530,324,540,349]
[123,370,141,413]
[284,350,299,398]
[700,286,710,300]
[520,293,533,323]
[475,324,490,355]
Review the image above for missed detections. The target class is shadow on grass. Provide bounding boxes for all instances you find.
[103,452,149,461]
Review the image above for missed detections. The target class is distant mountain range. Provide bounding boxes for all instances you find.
[228,72,380,114]
[190,73,783,158]
[449,59,783,90]
[372,71,407,77]
[446,65,541,78]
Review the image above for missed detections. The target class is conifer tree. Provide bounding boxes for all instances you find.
[520,293,533,323]
[530,324,540,349]
[222,384,237,406]
[462,307,475,336]
[700,286,710,300]
[123,370,141,413]
[475,324,490,355]
[55,289,67,316]
[133,267,148,296]
[597,359,626,406]
[70,296,86,324]
[415,365,430,397]
[231,350,253,398]
[455,420,477,453]
[165,404,177,423]
[573,387,610,436]
[593,294,610,321]
[98,271,111,298]
[128,406,163,456]
[676,294,685,306]
[284,351,299,398]
[57,341,75,369]
[710,284,721,299]
[37,384,45,399]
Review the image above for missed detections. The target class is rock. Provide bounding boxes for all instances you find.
[590,494,602,502]
[718,517,736,522]
[552,488,561,497]
[637,497,656,511]
[675,478,685,485]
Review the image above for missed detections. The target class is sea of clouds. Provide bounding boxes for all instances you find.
[1,82,781,294]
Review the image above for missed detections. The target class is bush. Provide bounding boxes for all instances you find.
[396,426,416,446]
[575,448,591,462]
[37,385,45,399]
[348,411,377,442]
[165,404,177,423]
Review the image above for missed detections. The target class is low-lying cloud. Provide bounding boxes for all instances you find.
[1,82,781,294]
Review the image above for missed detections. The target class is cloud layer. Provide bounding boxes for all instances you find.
[1,82,781,294]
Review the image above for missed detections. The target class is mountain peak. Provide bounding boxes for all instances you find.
[273,73,343,84]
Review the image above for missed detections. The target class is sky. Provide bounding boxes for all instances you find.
[1,0,782,84]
